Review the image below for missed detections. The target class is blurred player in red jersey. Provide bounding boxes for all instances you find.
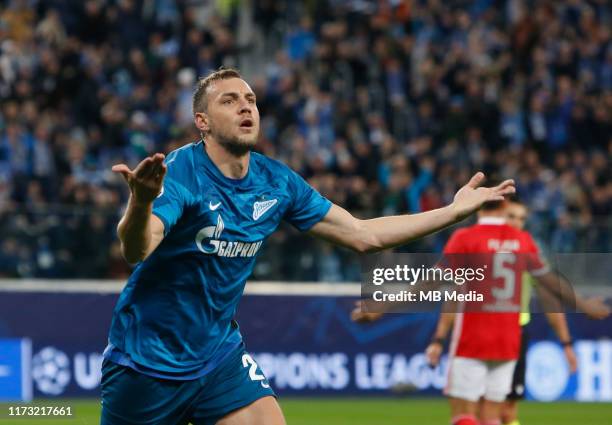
[424,199,547,425]
[423,199,609,425]
[352,194,609,425]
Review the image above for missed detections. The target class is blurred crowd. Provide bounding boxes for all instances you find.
[0,0,610,280]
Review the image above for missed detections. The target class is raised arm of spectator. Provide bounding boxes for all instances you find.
[405,159,434,213]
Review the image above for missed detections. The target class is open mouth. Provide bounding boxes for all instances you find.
[240,119,254,128]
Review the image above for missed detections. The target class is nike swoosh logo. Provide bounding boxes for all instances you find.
[209,201,221,211]
[253,199,278,220]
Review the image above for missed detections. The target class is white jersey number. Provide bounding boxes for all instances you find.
[241,353,270,388]
[492,252,516,300]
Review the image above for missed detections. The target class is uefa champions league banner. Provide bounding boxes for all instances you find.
[0,290,611,401]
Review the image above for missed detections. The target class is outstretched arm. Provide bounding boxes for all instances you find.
[544,312,578,373]
[425,312,455,367]
[309,173,515,253]
[534,272,610,319]
[112,153,167,264]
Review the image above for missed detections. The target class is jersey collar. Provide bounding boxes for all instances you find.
[195,140,253,188]
[477,217,506,225]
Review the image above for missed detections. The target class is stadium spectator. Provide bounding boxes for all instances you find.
[0,0,610,280]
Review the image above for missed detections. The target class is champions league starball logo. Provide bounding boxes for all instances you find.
[32,347,71,395]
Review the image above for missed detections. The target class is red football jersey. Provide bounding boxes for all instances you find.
[443,217,548,360]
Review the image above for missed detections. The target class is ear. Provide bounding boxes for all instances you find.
[194,112,209,133]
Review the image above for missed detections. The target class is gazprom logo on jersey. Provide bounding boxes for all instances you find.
[195,214,263,257]
[526,340,612,401]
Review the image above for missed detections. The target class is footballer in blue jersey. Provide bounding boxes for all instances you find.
[104,67,517,425]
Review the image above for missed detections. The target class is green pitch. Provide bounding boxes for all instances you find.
[1,398,611,424]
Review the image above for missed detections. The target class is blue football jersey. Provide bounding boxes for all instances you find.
[104,141,332,379]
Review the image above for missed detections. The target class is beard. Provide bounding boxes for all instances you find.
[208,122,258,157]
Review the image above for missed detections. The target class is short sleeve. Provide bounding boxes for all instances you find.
[152,158,189,236]
[284,169,332,232]
[438,230,466,271]
[523,232,550,276]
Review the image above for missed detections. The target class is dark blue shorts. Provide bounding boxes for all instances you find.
[100,346,275,425]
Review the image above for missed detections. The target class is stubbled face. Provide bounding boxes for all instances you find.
[196,78,260,156]
[505,203,528,230]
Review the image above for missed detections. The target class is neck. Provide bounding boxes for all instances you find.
[204,138,250,179]
[478,211,505,218]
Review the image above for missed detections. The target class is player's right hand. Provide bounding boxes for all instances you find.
[112,153,167,204]
[425,342,442,367]
[582,296,610,320]
[350,301,384,323]
[451,172,515,220]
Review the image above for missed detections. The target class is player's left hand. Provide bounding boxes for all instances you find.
[425,342,443,367]
[350,301,384,323]
[564,345,578,373]
[451,172,515,220]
